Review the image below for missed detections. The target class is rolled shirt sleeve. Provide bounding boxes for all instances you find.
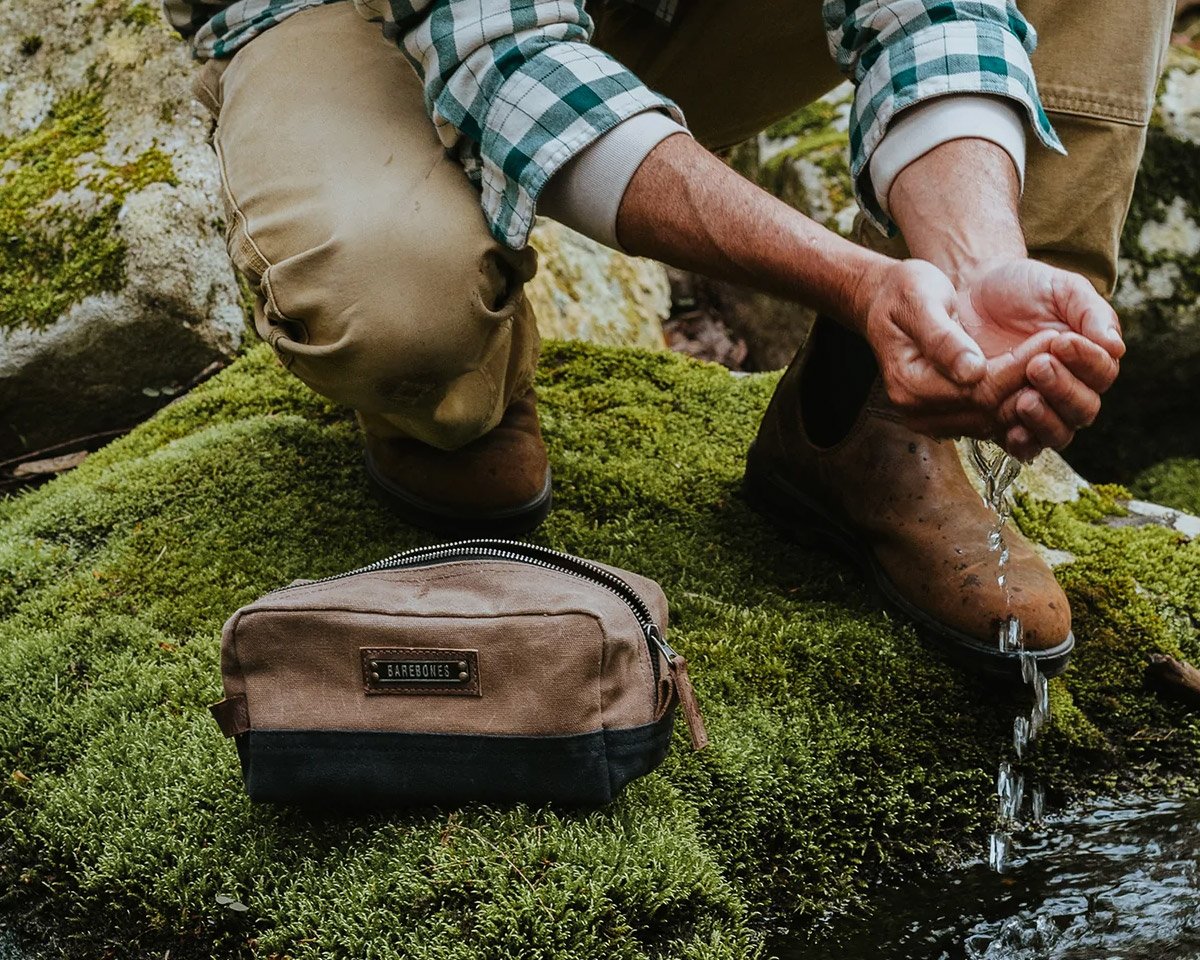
[538,109,691,251]
[822,0,1065,235]
[868,94,1027,218]
[398,0,687,250]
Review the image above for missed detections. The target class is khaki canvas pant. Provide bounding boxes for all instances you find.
[195,0,1175,451]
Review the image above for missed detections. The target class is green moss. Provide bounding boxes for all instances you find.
[758,97,852,181]
[1131,458,1200,516]
[121,3,162,28]
[1,343,1198,958]
[763,100,843,142]
[0,86,177,333]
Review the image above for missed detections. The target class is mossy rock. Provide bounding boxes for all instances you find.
[2,342,1198,958]
[528,220,670,350]
[1132,457,1200,516]
[0,1,246,459]
[725,84,857,239]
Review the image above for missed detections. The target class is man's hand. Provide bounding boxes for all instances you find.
[859,259,1058,443]
[889,137,1125,459]
[955,259,1123,459]
[857,256,1124,456]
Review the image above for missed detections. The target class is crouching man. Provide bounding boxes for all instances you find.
[169,0,1173,675]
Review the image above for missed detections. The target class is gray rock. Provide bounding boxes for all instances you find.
[0,4,245,460]
[527,219,669,350]
[1112,499,1200,539]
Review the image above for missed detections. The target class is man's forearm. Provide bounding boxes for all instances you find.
[616,133,889,331]
[887,138,1027,283]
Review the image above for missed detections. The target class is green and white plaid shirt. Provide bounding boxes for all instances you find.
[163,0,1062,248]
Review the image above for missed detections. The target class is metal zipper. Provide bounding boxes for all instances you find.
[273,538,680,683]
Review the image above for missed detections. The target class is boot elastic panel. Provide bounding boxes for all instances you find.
[799,318,879,448]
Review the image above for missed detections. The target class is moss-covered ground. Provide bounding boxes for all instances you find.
[1,343,1198,959]
[1131,457,1200,517]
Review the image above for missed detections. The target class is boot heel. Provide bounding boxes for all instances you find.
[742,456,869,566]
[741,465,822,548]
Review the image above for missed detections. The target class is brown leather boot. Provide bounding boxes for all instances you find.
[362,389,552,535]
[743,318,1073,679]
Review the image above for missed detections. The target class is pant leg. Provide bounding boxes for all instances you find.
[194,2,540,451]
[1016,0,1176,296]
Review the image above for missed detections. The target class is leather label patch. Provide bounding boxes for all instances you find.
[361,648,481,697]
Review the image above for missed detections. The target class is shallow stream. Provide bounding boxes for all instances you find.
[0,933,27,960]
[779,793,1200,960]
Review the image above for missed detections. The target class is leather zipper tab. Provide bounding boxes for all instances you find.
[210,695,250,738]
[668,657,709,751]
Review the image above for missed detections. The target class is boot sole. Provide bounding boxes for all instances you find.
[364,452,553,537]
[742,447,1074,682]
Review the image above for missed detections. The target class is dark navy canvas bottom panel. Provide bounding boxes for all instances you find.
[237,713,675,808]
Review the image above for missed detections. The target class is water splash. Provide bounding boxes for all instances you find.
[968,439,1054,876]
[987,830,1012,873]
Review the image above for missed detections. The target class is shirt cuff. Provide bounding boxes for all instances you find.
[537,109,691,252]
[868,95,1027,220]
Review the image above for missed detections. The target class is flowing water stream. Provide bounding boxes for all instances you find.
[966,439,1051,874]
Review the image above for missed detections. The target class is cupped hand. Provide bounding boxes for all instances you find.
[863,258,1050,442]
[862,258,1123,459]
[955,259,1123,459]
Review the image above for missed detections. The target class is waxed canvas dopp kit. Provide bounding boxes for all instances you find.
[210,539,708,806]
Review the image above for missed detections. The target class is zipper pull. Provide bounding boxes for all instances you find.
[647,626,709,751]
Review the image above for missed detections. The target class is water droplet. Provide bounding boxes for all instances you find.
[1034,671,1050,717]
[1031,783,1046,824]
[1013,716,1030,758]
[989,830,1012,872]
[999,616,1023,653]
[1029,706,1045,741]
[997,761,1013,798]
[998,769,1025,823]
[1020,651,1038,686]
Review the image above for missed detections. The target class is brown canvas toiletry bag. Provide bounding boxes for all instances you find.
[210,539,708,807]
